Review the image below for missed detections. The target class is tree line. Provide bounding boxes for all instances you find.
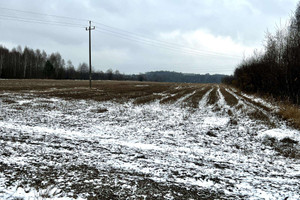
[0,45,131,80]
[224,2,300,104]
[145,71,225,83]
[0,45,225,83]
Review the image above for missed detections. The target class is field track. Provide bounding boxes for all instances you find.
[0,80,300,199]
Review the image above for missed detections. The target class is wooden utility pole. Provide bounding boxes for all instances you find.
[86,21,95,89]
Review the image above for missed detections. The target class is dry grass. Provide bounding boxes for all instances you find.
[278,103,300,129]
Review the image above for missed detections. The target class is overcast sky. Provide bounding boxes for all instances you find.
[0,0,299,75]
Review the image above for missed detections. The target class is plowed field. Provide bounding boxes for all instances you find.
[0,80,300,199]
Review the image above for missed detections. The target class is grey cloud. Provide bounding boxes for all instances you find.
[1,0,299,74]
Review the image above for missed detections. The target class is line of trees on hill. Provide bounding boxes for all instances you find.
[224,2,300,104]
[0,45,225,83]
[144,71,225,83]
[0,45,124,80]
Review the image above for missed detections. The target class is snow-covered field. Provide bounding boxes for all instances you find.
[0,81,300,199]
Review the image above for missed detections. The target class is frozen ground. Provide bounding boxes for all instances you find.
[0,84,300,199]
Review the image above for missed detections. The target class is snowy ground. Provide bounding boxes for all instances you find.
[0,82,300,199]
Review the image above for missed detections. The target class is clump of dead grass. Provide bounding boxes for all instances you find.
[278,103,300,129]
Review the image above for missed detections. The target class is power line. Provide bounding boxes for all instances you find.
[93,21,242,59]
[94,29,210,58]
[0,14,86,28]
[93,29,239,58]
[0,6,243,60]
[0,6,88,22]
[94,29,238,59]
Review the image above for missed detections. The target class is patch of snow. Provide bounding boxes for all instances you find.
[175,177,214,188]
[217,87,227,108]
[17,100,31,105]
[259,129,300,142]
[203,117,230,127]
[119,141,164,151]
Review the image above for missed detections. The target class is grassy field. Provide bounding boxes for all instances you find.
[0,79,300,199]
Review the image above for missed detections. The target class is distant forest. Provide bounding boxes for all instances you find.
[0,45,225,83]
[224,2,300,104]
[144,71,225,83]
